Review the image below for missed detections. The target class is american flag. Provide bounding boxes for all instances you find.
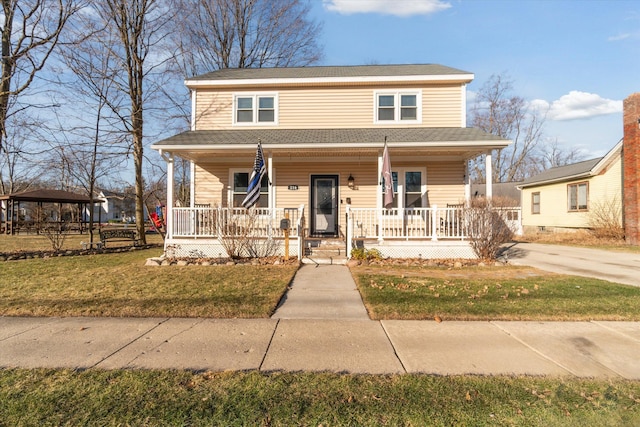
[242,142,266,209]
[382,140,394,209]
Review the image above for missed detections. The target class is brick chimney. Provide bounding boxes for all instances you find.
[624,93,640,245]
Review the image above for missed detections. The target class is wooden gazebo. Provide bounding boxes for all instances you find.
[0,189,102,235]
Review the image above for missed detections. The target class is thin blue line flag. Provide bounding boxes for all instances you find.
[242,142,266,209]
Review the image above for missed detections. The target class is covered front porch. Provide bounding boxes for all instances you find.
[152,128,512,259]
[160,203,521,260]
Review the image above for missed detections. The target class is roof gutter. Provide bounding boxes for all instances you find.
[151,140,511,152]
[185,74,475,88]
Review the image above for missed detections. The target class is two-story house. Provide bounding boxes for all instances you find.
[152,64,511,260]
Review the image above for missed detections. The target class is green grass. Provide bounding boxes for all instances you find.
[0,248,298,318]
[352,265,640,321]
[1,369,639,426]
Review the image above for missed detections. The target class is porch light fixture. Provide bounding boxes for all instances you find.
[348,174,355,189]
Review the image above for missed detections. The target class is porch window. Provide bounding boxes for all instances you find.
[234,94,277,124]
[405,172,422,208]
[568,182,588,211]
[531,192,540,214]
[375,91,421,123]
[382,169,424,210]
[232,172,269,207]
[382,172,399,209]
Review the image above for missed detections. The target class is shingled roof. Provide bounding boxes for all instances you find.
[519,139,623,188]
[187,64,473,82]
[0,189,93,203]
[152,127,509,149]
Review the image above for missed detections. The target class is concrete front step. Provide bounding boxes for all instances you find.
[302,256,348,265]
[303,238,348,264]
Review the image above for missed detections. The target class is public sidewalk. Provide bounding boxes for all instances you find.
[1,265,640,378]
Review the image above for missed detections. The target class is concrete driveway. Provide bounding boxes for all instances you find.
[503,242,640,287]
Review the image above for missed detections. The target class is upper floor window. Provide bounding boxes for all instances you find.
[568,182,588,211]
[375,91,421,124]
[234,94,277,125]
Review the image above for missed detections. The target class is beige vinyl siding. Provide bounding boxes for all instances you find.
[193,163,232,207]
[521,155,622,230]
[425,161,466,206]
[194,157,466,210]
[422,85,464,127]
[194,90,233,130]
[194,84,463,130]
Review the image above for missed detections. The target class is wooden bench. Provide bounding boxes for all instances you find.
[99,229,138,248]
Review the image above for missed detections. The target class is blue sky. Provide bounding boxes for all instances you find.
[312,0,640,158]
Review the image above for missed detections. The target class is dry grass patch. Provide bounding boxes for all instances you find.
[0,248,298,318]
[351,264,640,321]
[517,231,640,253]
[0,232,164,253]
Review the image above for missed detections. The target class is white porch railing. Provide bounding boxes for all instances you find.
[171,206,304,239]
[346,205,522,256]
[347,206,468,241]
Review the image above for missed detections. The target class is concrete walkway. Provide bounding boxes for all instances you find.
[2,263,640,377]
[271,265,369,319]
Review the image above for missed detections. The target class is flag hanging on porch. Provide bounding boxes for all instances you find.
[382,140,394,209]
[242,142,266,209]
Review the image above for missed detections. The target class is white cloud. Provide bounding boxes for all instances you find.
[542,91,622,121]
[323,0,451,17]
[608,33,631,41]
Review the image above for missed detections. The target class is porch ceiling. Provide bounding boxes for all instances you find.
[151,127,511,162]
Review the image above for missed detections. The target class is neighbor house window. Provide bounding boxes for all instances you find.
[232,172,269,207]
[234,94,277,124]
[375,91,421,123]
[532,192,540,214]
[568,182,588,211]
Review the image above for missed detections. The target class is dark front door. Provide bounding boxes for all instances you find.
[310,175,339,237]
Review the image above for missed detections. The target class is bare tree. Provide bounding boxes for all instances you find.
[172,0,322,77]
[530,138,586,176]
[50,10,131,246]
[0,110,44,194]
[469,74,547,183]
[0,0,81,156]
[91,0,176,245]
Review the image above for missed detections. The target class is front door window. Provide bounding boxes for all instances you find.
[311,175,338,236]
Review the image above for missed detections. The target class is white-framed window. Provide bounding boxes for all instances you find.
[374,91,421,124]
[231,170,270,207]
[532,192,541,214]
[382,168,426,211]
[568,182,588,211]
[233,93,278,125]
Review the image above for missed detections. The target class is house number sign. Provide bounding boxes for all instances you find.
[288,185,299,190]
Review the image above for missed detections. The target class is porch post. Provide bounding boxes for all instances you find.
[464,159,471,205]
[163,150,175,239]
[377,150,383,242]
[189,160,195,208]
[345,205,353,259]
[267,150,274,215]
[485,150,493,200]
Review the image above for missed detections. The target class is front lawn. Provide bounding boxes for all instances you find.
[352,265,640,321]
[0,248,298,318]
[1,369,639,426]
